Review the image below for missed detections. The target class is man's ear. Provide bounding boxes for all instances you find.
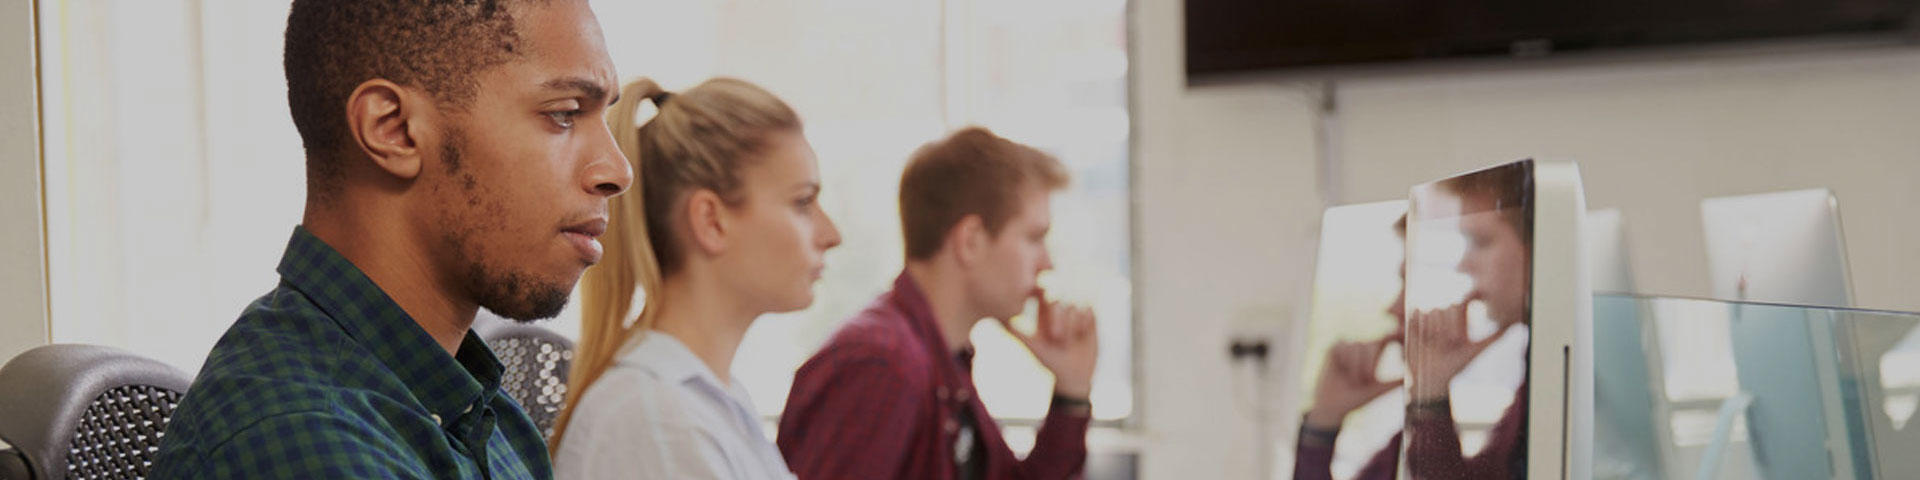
[345,79,426,181]
[685,189,730,256]
[949,214,988,266]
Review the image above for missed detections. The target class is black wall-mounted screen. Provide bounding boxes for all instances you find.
[1186,0,1920,77]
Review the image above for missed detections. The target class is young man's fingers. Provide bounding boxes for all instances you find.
[1467,322,1512,357]
[999,316,1037,349]
[1445,304,1469,338]
[1349,344,1377,380]
[1071,306,1095,339]
[1031,302,1058,341]
[1368,378,1406,399]
[1468,334,1498,358]
[1326,343,1352,374]
[1362,338,1388,365]
[1341,342,1373,379]
[1330,343,1355,375]
[1415,309,1439,346]
[1076,313,1098,343]
[1044,303,1067,342]
[1031,287,1053,332]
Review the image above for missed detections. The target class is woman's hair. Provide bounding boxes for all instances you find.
[548,77,800,451]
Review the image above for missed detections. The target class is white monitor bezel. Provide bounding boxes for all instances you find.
[1400,159,1591,480]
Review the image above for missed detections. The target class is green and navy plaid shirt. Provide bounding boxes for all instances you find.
[150,227,552,479]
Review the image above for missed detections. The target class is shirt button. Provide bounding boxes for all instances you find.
[943,418,959,434]
[956,389,971,402]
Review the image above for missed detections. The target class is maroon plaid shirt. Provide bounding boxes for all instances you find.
[1292,383,1526,480]
[778,273,1090,480]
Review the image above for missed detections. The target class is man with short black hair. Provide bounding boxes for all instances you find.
[151,0,629,477]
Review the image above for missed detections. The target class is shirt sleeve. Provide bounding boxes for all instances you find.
[1353,433,1401,480]
[1003,401,1090,479]
[777,349,922,480]
[1294,426,1401,480]
[156,410,430,479]
[1404,396,1525,480]
[1292,426,1338,480]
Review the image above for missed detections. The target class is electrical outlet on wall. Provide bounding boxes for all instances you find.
[1228,303,1292,364]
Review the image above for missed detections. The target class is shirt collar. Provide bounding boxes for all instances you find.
[621,331,730,391]
[889,272,982,378]
[890,272,951,352]
[275,225,505,423]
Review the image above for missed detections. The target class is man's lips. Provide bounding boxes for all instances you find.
[562,218,608,263]
[562,218,607,237]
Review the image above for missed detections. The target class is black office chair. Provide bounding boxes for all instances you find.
[478,323,575,438]
[0,344,192,480]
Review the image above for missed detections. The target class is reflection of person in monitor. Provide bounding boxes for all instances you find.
[1405,166,1531,479]
[1294,215,1408,480]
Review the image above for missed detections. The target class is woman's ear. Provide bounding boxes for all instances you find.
[684,190,730,256]
[346,79,425,180]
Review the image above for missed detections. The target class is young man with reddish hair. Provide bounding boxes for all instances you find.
[779,127,1098,479]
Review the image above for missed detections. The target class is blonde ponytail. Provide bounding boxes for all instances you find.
[548,77,800,452]
[549,79,671,452]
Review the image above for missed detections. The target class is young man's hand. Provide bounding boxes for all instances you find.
[999,288,1099,399]
[1405,303,1504,402]
[1304,336,1403,430]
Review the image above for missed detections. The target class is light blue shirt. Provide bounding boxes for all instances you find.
[554,332,795,480]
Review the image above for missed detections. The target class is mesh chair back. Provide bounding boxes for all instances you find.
[0,344,191,480]
[479,324,575,438]
[66,385,184,479]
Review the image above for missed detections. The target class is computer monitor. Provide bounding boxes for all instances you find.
[1700,188,1851,307]
[1591,293,1673,480]
[1585,210,1673,480]
[1586,209,1632,295]
[1401,159,1592,479]
[1700,188,1863,479]
[1299,199,1408,478]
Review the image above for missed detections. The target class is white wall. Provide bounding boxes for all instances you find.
[1333,50,1920,312]
[1,0,50,363]
[38,0,1136,430]
[1133,0,1920,478]
[39,0,306,372]
[1132,0,1324,478]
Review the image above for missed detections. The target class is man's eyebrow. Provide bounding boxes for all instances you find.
[541,77,615,106]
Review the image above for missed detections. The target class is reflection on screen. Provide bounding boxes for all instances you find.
[1403,160,1533,479]
[1300,201,1409,479]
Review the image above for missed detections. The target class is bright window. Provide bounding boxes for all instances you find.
[38,0,1132,423]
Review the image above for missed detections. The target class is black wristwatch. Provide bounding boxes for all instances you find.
[1408,397,1451,419]
[1051,393,1092,411]
[1298,417,1341,447]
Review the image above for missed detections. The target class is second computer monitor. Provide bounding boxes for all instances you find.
[1700,188,1852,307]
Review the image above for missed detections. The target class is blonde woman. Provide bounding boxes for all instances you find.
[550,77,840,479]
